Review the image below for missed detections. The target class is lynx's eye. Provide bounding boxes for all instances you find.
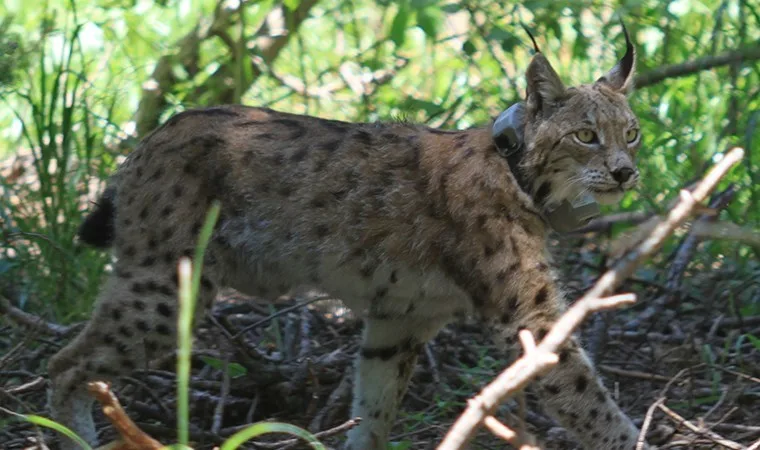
[575,129,597,144]
[625,128,639,143]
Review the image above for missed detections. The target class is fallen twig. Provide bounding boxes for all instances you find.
[88,381,164,450]
[637,397,665,450]
[211,355,232,434]
[309,370,352,432]
[657,403,743,449]
[2,376,46,395]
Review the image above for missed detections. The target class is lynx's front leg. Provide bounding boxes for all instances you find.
[490,266,644,450]
[446,216,646,450]
[344,316,446,450]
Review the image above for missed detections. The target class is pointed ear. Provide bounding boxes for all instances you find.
[525,54,566,116]
[596,22,636,95]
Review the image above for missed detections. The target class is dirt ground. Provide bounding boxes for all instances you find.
[1,235,759,450]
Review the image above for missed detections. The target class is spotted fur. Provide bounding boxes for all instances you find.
[49,31,646,450]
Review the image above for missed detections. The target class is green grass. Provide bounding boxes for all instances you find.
[0,9,115,320]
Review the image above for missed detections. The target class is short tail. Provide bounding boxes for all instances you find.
[78,185,117,248]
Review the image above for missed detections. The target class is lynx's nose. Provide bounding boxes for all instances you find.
[612,167,635,184]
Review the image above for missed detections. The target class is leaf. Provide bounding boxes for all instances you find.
[390,1,411,47]
[571,21,589,57]
[416,7,442,39]
[411,0,437,8]
[747,334,760,351]
[462,39,477,55]
[486,25,519,53]
[440,3,462,13]
[403,98,443,118]
[283,0,301,11]
[199,356,249,378]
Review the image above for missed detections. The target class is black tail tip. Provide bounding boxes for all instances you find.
[78,189,116,248]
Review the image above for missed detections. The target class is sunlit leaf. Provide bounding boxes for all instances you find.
[199,356,249,378]
[390,0,412,47]
[417,7,442,39]
[747,334,760,351]
[284,0,301,11]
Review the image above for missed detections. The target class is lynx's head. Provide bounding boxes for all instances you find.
[519,26,640,208]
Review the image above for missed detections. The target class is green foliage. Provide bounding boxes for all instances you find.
[0,7,116,320]
[0,0,758,317]
[747,334,760,351]
[0,17,23,88]
[177,202,220,446]
[199,356,249,378]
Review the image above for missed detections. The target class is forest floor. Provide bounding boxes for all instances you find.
[1,236,759,450]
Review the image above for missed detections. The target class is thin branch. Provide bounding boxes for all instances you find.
[635,44,760,88]
[570,211,652,234]
[135,2,233,136]
[0,295,80,337]
[624,184,737,329]
[135,0,320,136]
[637,397,665,450]
[186,0,320,108]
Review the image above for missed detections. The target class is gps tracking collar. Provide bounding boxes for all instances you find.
[492,103,600,233]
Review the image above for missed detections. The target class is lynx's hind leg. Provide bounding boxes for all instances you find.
[48,263,219,450]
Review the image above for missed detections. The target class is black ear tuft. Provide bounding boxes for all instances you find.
[596,20,636,94]
[521,24,540,54]
[619,20,635,81]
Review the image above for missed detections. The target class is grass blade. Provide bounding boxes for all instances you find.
[176,201,220,446]
[17,414,93,450]
[220,422,326,450]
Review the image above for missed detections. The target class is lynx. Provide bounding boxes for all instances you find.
[49,27,645,449]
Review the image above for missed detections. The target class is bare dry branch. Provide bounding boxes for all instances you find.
[483,416,517,442]
[637,397,665,450]
[483,416,540,449]
[437,147,745,450]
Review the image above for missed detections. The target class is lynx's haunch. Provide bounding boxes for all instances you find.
[49,27,645,450]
